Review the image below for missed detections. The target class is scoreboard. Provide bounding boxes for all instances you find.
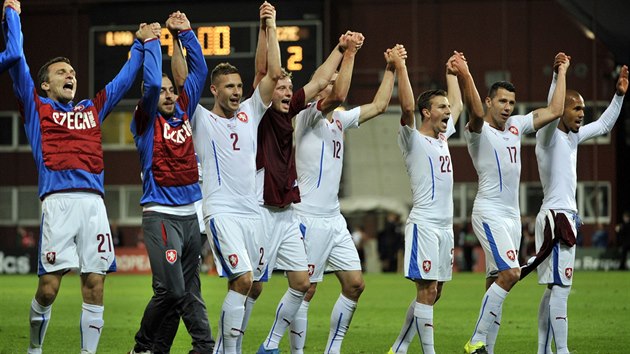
[89,20,322,101]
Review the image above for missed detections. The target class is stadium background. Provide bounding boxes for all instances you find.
[1,0,630,274]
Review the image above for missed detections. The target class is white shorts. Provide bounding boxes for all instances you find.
[297,213,361,282]
[472,213,521,277]
[206,214,266,281]
[535,209,577,286]
[39,192,115,275]
[403,221,454,282]
[259,205,308,281]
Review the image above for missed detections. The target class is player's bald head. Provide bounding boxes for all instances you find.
[565,90,584,107]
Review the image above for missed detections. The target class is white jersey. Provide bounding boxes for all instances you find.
[399,118,456,226]
[294,104,360,217]
[192,87,269,217]
[464,115,535,217]
[536,79,624,212]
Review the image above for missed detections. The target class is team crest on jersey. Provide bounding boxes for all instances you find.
[422,260,431,272]
[508,126,519,135]
[308,264,315,276]
[166,249,178,264]
[439,133,447,141]
[565,267,573,279]
[335,120,342,131]
[46,252,56,264]
[228,254,239,268]
[73,104,85,111]
[236,112,248,123]
[506,250,516,261]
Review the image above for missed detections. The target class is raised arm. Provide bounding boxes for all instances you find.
[300,32,348,103]
[538,53,570,145]
[452,52,485,133]
[256,1,282,105]
[1,0,21,72]
[167,11,208,117]
[578,65,628,142]
[168,11,188,93]
[253,2,269,89]
[133,23,162,135]
[445,52,463,124]
[532,53,570,130]
[94,22,159,121]
[319,31,364,115]
[391,45,415,127]
[357,45,402,125]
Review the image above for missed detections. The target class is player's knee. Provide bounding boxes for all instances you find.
[230,273,253,294]
[36,286,59,306]
[505,267,521,285]
[294,278,311,294]
[343,278,365,300]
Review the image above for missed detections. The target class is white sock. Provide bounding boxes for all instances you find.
[550,286,571,354]
[413,302,435,354]
[80,303,104,353]
[485,306,502,354]
[325,294,357,354]
[216,290,246,354]
[538,288,553,354]
[29,298,51,353]
[236,296,256,353]
[390,300,416,353]
[263,288,305,350]
[470,283,508,344]
[289,300,310,354]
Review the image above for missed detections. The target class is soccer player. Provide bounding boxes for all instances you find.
[249,16,356,354]
[532,62,627,354]
[6,4,151,353]
[288,35,405,354]
[128,12,214,354]
[387,49,463,354]
[1,0,21,73]
[451,52,570,354]
[172,2,282,353]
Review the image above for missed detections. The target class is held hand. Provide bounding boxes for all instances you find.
[260,2,276,28]
[553,52,571,73]
[3,0,20,18]
[338,32,352,52]
[556,53,570,74]
[387,44,406,69]
[450,51,470,77]
[167,11,190,32]
[136,23,148,41]
[149,22,162,39]
[346,32,365,53]
[617,65,629,96]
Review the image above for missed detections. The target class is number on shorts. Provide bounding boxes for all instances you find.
[97,233,112,253]
[258,247,265,266]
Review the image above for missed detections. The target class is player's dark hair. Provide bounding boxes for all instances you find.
[416,89,447,120]
[488,81,515,99]
[211,62,240,85]
[37,57,72,97]
[140,73,170,96]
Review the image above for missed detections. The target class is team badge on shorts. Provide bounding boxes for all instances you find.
[228,254,239,268]
[422,260,431,272]
[509,126,519,135]
[308,264,315,276]
[565,267,573,279]
[46,252,56,265]
[166,249,178,264]
[506,250,516,261]
[237,112,248,123]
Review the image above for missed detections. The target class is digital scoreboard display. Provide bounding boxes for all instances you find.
[89,20,322,101]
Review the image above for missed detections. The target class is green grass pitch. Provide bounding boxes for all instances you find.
[1,271,628,353]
